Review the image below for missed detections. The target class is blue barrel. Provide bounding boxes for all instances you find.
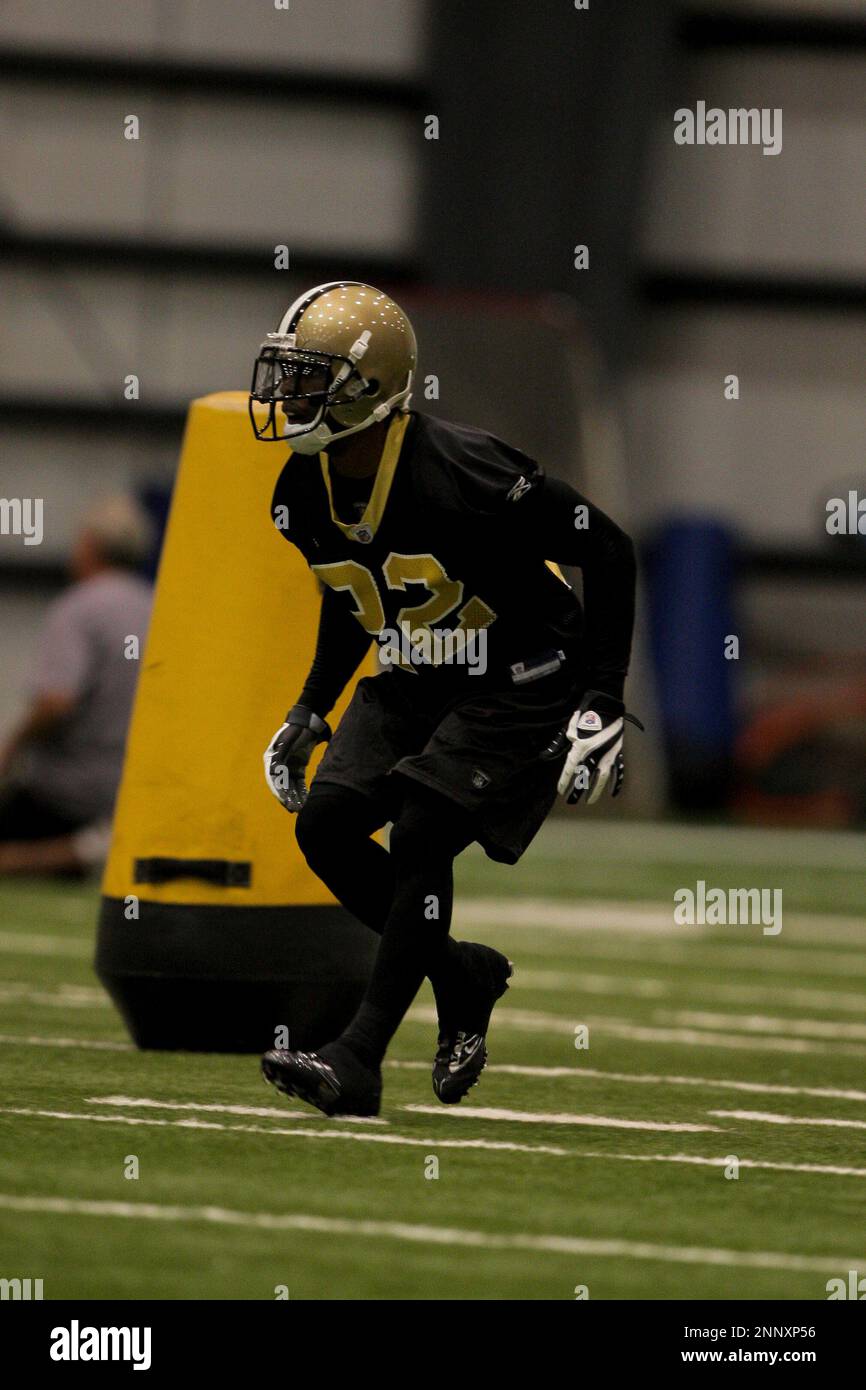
[645,517,737,810]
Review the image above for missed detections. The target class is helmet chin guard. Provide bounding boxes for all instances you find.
[249,281,417,449]
[277,377,414,453]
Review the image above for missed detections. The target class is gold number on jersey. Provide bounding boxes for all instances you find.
[383,552,495,662]
[310,560,385,634]
[311,552,496,668]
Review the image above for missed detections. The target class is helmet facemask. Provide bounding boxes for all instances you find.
[248,339,375,448]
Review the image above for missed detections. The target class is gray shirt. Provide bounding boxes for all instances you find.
[21,570,153,822]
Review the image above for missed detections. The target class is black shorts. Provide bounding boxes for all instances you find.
[313,661,581,864]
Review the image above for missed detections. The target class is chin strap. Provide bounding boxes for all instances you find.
[284,373,414,454]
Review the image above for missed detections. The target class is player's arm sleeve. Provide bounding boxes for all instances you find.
[296,586,373,719]
[522,476,636,703]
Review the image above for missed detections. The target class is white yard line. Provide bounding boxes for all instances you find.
[455,900,684,934]
[526,819,866,871]
[518,970,669,997]
[710,1110,866,1131]
[0,982,109,1009]
[0,1032,131,1052]
[573,1151,866,1181]
[594,1022,866,1057]
[408,1004,866,1056]
[657,1010,866,1040]
[405,1104,719,1132]
[0,1106,566,1157]
[531,941,866,979]
[0,931,91,958]
[87,1095,386,1126]
[389,1061,866,1103]
[695,982,866,1014]
[0,1191,858,1273]
[454,898,866,943]
[85,1092,715,1136]
[92,1094,715,1133]
[515,969,866,1014]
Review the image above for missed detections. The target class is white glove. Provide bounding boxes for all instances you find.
[542,689,641,805]
[263,705,331,813]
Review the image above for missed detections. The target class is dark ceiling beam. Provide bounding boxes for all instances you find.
[0,398,187,433]
[640,268,866,314]
[0,231,418,284]
[0,48,430,110]
[679,10,866,51]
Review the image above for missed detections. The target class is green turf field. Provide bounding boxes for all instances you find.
[2,819,866,1300]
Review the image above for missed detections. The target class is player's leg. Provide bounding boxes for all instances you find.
[294,779,469,1013]
[390,669,578,1096]
[339,782,513,1100]
[334,781,477,1068]
[294,781,396,929]
[262,781,510,1115]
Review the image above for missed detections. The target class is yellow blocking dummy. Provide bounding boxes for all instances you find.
[96,392,377,1051]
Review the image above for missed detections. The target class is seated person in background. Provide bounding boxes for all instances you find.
[0,495,154,875]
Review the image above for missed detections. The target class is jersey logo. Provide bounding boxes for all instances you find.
[348,522,374,544]
[471,768,491,790]
[507,475,533,502]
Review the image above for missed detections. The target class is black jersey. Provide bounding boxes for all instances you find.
[271,410,584,681]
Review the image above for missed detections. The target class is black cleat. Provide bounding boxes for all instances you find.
[433,943,513,1104]
[261,1041,382,1117]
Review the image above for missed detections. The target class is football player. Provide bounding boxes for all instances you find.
[252,281,637,1117]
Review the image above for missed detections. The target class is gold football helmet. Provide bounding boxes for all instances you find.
[249,280,417,452]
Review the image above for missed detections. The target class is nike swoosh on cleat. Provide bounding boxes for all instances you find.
[449,1034,484,1073]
